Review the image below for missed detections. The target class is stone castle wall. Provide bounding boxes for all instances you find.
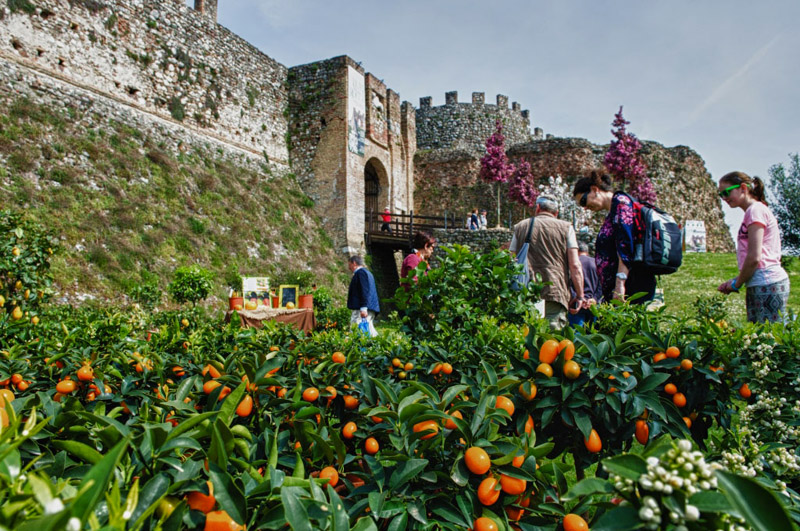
[416,137,735,252]
[415,91,539,153]
[0,0,290,167]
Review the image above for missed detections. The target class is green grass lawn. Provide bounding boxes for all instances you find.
[659,253,799,323]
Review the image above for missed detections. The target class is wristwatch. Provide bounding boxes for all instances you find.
[616,272,628,280]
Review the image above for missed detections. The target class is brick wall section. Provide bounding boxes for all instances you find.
[416,92,535,153]
[288,57,415,253]
[0,0,289,166]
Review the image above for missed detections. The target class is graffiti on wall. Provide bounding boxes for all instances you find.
[347,66,366,156]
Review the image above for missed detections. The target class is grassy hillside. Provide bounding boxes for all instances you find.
[0,96,347,303]
[660,252,799,323]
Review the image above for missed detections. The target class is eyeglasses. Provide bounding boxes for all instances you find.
[579,191,589,207]
[718,184,740,198]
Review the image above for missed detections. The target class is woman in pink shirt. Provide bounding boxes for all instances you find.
[401,231,436,286]
[717,171,789,323]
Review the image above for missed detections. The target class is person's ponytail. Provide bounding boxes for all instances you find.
[751,176,767,205]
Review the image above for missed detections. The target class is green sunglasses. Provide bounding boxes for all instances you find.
[718,184,740,198]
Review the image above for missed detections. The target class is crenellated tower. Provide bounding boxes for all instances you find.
[415,91,542,154]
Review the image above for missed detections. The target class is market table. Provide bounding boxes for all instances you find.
[225,306,316,334]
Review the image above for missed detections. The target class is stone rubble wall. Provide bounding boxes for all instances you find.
[0,56,277,175]
[417,137,734,253]
[0,0,289,166]
[415,91,536,153]
[429,228,512,267]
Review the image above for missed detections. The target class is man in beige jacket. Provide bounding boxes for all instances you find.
[509,195,585,329]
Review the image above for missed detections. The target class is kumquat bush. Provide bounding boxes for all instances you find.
[1,216,800,530]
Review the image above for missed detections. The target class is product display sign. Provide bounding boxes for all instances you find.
[242,277,270,308]
[684,220,706,253]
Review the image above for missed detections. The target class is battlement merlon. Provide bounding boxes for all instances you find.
[418,93,528,117]
[193,0,218,22]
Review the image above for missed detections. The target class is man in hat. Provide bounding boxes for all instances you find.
[380,207,392,234]
[509,194,585,329]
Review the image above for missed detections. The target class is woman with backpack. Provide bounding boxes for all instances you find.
[572,171,656,304]
[716,171,789,323]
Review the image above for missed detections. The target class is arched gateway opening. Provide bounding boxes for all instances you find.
[363,158,388,220]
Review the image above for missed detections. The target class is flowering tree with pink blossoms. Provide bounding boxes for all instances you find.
[480,120,515,227]
[508,159,539,208]
[604,107,656,203]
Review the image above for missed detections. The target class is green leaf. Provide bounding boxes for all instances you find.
[351,517,379,531]
[370,376,399,404]
[281,487,313,531]
[439,385,469,410]
[389,459,429,489]
[209,465,247,526]
[327,485,350,531]
[563,478,614,501]
[129,473,170,527]
[601,454,648,481]
[716,470,795,531]
[431,505,470,528]
[591,506,644,531]
[451,457,469,487]
[50,440,103,465]
[549,462,568,498]
[689,491,735,514]
[387,511,408,531]
[165,411,217,441]
[158,436,203,455]
[218,382,247,427]
[572,410,593,440]
[70,437,130,522]
[637,373,670,393]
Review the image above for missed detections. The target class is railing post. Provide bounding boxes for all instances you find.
[409,211,414,245]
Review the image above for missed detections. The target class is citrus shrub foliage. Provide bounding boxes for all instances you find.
[392,243,542,338]
[168,265,214,306]
[0,209,59,315]
[1,224,799,529]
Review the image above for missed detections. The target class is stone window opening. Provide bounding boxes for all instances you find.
[126,86,139,96]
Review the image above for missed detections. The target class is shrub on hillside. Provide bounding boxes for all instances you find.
[0,210,59,319]
[167,265,214,306]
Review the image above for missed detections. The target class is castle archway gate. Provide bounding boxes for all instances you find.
[364,158,389,221]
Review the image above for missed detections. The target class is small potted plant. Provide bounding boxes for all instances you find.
[223,265,243,311]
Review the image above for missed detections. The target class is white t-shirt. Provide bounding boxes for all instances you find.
[737,202,788,286]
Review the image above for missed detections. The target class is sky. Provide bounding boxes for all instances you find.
[194,0,799,241]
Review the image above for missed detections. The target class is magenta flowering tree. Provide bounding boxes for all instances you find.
[508,159,538,208]
[604,106,656,203]
[480,120,515,227]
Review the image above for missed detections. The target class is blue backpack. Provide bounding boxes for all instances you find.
[511,216,535,290]
[623,193,683,275]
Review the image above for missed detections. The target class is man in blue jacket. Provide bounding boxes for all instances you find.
[347,255,380,336]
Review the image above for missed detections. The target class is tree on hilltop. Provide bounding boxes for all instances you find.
[768,153,800,255]
[480,120,515,227]
[604,107,656,203]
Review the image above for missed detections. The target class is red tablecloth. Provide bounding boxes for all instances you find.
[225,307,316,334]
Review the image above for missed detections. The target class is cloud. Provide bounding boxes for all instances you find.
[687,34,781,125]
